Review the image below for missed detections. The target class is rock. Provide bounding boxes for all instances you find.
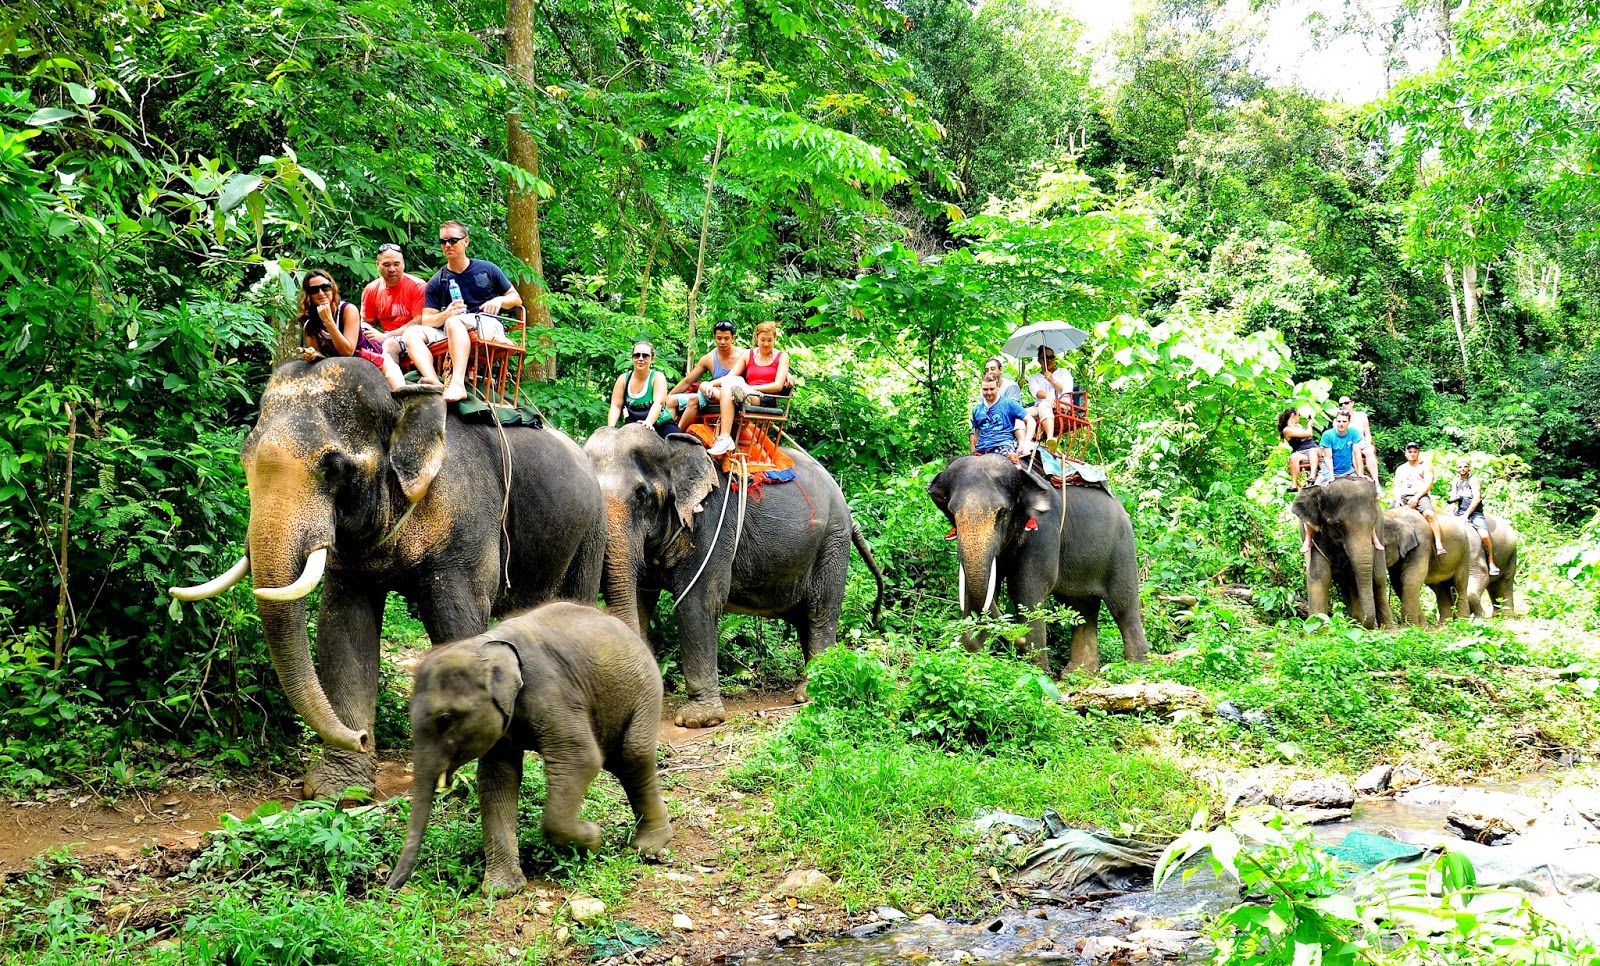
[1290,807,1353,824]
[1550,787,1600,832]
[874,905,908,921]
[1399,785,1465,807]
[774,928,797,944]
[1079,936,1134,960]
[567,894,606,924]
[1390,764,1427,789]
[1225,781,1271,812]
[772,869,832,899]
[534,900,555,916]
[671,913,695,932]
[843,922,889,938]
[1447,789,1542,845]
[1283,778,1356,811]
[1069,682,1211,715]
[1127,928,1202,954]
[1354,764,1393,797]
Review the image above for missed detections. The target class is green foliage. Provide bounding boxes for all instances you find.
[178,886,464,966]
[1159,810,1600,965]
[900,644,1067,752]
[186,799,394,892]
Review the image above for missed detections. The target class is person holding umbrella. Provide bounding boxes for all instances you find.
[1028,346,1074,448]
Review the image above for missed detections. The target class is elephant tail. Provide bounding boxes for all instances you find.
[851,520,885,626]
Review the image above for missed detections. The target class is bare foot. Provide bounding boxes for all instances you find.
[419,376,444,388]
[442,382,468,403]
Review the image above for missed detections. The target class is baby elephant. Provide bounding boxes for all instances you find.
[387,602,673,894]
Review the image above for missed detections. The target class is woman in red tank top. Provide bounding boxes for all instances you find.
[743,321,791,400]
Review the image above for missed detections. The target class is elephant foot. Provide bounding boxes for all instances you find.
[632,818,674,857]
[674,697,726,728]
[482,865,528,897]
[544,818,604,853]
[301,749,377,802]
[792,679,810,704]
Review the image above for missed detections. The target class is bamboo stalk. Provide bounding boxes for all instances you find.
[53,403,77,670]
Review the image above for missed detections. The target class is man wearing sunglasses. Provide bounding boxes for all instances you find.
[420,221,523,403]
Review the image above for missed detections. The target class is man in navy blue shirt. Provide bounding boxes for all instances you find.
[420,221,523,402]
[971,374,1031,457]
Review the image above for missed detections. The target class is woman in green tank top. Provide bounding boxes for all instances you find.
[607,340,674,435]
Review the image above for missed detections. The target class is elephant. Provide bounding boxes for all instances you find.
[583,424,885,728]
[926,455,1148,673]
[1381,507,1476,625]
[387,602,672,895]
[169,358,606,799]
[1289,476,1394,629]
[1463,516,1520,617]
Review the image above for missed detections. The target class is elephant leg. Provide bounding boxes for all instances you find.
[303,579,385,800]
[1305,546,1333,617]
[1452,571,1471,620]
[792,558,848,704]
[1401,567,1426,627]
[414,566,494,644]
[1430,583,1452,626]
[1064,596,1102,675]
[1009,559,1052,669]
[540,735,604,853]
[673,592,726,728]
[613,711,672,856]
[479,741,528,895]
[1108,590,1149,664]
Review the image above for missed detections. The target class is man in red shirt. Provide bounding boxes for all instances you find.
[362,244,445,390]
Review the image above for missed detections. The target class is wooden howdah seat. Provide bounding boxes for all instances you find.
[1045,388,1095,460]
[698,391,794,473]
[417,305,528,406]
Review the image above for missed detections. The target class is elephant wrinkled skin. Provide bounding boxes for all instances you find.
[173,359,605,799]
[1465,516,1520,618]
[1382,507,1474,625]
[927,455,1148,673]
[387,603,672,895]
[584,425,884,728]
[1291,477,1393,629]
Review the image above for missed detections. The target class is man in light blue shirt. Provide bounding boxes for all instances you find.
[1320,413,1365,477]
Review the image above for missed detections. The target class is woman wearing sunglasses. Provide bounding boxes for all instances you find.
[298,270,400,385]
[606,341,675,436]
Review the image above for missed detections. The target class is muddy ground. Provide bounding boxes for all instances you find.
[2,693,862,965]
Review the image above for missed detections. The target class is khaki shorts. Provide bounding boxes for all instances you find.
[398,313,507,355]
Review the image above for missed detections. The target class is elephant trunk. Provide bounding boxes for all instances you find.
[955,515,1001,615]
[387,756,441,889]
[1345,533,1378,629]
[249,534,369,755]
[602,496,646,638]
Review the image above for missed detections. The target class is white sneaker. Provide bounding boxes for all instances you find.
[708,435,735,457]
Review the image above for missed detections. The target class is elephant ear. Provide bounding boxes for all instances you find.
[1289,487,1323,528]
[664,433,719,528]
[1389,515,1421,560]
[390,385,447,502]
[1016,467,1056,522]
[928,466,954,515]
[481,640,524,722]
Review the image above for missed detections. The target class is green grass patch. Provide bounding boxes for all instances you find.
[731,640,1207,913]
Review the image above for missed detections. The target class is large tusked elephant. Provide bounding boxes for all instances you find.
[171,358,605,798]
[387,602,671,895]
[1290,477,1393,628]
[927,455,1148,673]
[1382,507,1475,625]
[583,424,884,728]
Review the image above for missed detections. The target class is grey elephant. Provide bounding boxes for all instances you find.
[1290,477,1394,628]
[584,424,885,728]
[387,602,672,894]
[927,455,1148,673]
[170,359,606,798]
[1463,516,1519,617]
[1382,507,1475,625]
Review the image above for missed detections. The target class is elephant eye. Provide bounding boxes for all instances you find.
[318,450,354,484]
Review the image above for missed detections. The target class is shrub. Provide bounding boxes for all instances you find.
[900,644,1068,752]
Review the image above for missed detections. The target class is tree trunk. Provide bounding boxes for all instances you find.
[507,0,554,381]
[1444,260,1469,376]
[685,94,729,369]
[1461,259,1479,334]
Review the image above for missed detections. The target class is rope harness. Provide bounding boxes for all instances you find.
[674,454,750,611]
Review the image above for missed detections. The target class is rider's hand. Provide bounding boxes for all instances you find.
[481,297,502,316]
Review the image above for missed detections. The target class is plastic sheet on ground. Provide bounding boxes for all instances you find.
[1014,829,1169,893]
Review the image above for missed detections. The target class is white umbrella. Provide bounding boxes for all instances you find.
[1002,321,1090,361]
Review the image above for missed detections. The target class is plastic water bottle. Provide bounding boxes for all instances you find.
[448,279,462,305]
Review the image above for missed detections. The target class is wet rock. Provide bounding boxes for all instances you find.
[1079,935,1135,960]
[1283,778,1355,811]
[1070,682,1211,715]
[875,906,909,921]
[1550,787,1600,833]
[567,894,606,924]
[843,921,889,938]
[1447,790,1542,845]
[1225,781,1271,813]
[1390,764,1427,789]
[1354,764,1393,797]
[772,869,832,898]
[1128,928,1202,954]
[1290,807,1353,824]
[1399,785,1464,807]
[912,914,947,929]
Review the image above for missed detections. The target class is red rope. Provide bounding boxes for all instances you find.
[795,478,817,527]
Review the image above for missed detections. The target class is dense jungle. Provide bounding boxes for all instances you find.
[4,0,1600,962]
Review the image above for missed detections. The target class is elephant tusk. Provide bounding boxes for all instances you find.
[983,558,998,613]
[254,548,329,602]
[957,557,968,612]
[169,555,251,601]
